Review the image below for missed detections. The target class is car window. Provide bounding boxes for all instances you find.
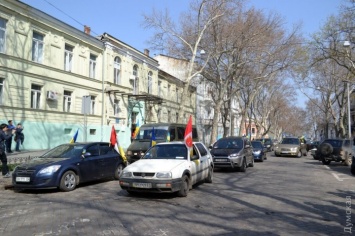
[177,127,185,140]
[195,143,208,156]
[144,144,187,160]
[169,128,175,141]
[344,140,350,147]
[86,144,99,156]
[214,139,243,149]
[251,141,263,148]
[281,138,299,145]
[324,140,342,147]
[41,144,85,158]
[99,144,117,155]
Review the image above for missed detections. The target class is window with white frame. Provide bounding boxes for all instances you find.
[114,57,121,85]
[0,78,3,105]
[158,80,162,97]
[147,71,153,94]
[32,32,44,63]
[132,65,138,94]
[0,18,7,53]
[64,44,73,72]
[63,90,72,112]
[113,99,120,116]
[89,54,97,78]
[90,96,96,114]
[31,84,42,109]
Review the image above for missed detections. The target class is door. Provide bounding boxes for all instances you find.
[195,142,210,180]
[99,143,120,177]
[79,144,102,181]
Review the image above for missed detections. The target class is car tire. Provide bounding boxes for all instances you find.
[321,158,331,165]
[239,158,247,172]
[274,152,280,157]
[114,164,124,180]
[177,175,189,197]
[319,143,333,156]
[297,151,302,158]
[260,157,264,162]
[59,170,77,192]
[205,166,213,183]
[345,155,352,166]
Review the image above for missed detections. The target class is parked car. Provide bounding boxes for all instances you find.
[251,141,267,162]
[119,141,213,197]
[254,138,274,152]
[274,137,307,157]
[209,136,254,172]
[126,123,199,163]
[316,138,352,165]
[307,141,320,152]
[12,142,126,191]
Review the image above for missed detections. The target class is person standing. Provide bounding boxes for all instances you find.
[6,120,15,153]
[0,123,14,178]
[15,123,24,152]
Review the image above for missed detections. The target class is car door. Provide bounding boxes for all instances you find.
[79,144,102,181]
[189,145,202,185]
[195,142,210,180]
[99,143,120,178]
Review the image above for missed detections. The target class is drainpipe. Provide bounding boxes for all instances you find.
[101,39,107,141]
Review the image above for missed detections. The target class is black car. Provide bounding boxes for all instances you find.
[316,139,352,165]
[251,141,267,162]
[255,138,274,152]
[12,142,126,191]
[210,136,254,172]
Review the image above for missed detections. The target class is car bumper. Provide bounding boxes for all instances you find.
[322,155,345,162]
[213,156,243,168]
[253,153,264,160]
[119,178,182,193]
[274,151,299,156]
[12,173,59,189]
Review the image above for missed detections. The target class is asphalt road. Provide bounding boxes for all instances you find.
[0,152,353,236]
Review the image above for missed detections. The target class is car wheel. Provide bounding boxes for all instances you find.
[114,164,124,180]
[59,170,77,192]
[177,175,189,197]
[205,166,213,183]
[321,158,331,165]
[239,158,247,172]
[274,152,280,157]
[345,155,352,166]
[260,156,264,162]
[249,158,254,167]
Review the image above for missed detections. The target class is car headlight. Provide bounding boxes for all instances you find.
[126,151,132,155]
[267,145,270,147]
[291,147,298,152]
[229,153,241,158]
[156,172,172,178]
[120,172,132,178]
[38,165,61,175]
[253,150,261,155]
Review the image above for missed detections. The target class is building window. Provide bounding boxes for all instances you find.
[63,90,72,112]
[64,44,73,72]
[176,112,179,122]
[132,65,138,94]
[168,110,171,122]
[0,18,7,53]
[31,84,42,109]
[158,81,162,97]
[176,88,179,103]
[90,96,96,114]
[32,32,44,63]
[89,54,97,78]
[148,71,153,94]
[168,84,171,96]
[0,78,3,105]
[157,109,161,121]
[133,65,138,77]
[114,99,120,116]
[114,57,121,85]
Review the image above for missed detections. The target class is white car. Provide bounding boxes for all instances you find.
[119,141,214,197]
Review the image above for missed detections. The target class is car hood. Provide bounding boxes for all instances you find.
[277,144,299,148]
[210,148,242,156]
[252,147,263,151]
[18,157,68,169]
[124,159,186,172]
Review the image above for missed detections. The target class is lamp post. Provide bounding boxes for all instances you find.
[344,41,353,138]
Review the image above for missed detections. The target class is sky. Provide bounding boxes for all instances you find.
[19,0,345,106]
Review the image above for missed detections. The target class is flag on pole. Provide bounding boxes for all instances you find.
[69,129,79,143]
[133,120,140,139]
[166,130,170,142]
[110,125,127,163]
[184,115,193,148]
[150,127,156,147]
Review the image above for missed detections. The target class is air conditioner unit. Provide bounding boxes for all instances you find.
[47,91,58,100]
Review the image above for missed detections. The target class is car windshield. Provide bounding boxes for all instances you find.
[281,138,300,145]
[323,140,342,148]
[135,128,168,141]
[251,141,263,149]
[143,144,187,160]
[41,144,85,159]
[214,139,243,149]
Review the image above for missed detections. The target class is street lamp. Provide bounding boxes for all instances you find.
[344,41,352,138]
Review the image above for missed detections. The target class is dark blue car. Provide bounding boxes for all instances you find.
[12,142,126,191]
[251,141,267,162]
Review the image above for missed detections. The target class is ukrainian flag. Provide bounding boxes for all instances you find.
[150,127,156,147]
[70,129,79,143]
[166,130,170,142]
[133,120,140,139]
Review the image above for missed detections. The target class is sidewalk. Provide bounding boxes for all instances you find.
[1,149,48,190]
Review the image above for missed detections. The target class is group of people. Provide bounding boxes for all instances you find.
[0,120,25,178]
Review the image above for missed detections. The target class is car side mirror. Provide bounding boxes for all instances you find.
[82,152,91,158]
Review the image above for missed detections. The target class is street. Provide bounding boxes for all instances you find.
[0,152,353,236]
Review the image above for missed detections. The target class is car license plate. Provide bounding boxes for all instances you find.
[214,159,225,162]
[16,177,30,182]
[133,182,152,188]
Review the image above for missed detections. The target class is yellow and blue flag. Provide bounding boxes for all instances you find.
[70,129,79,143]
[150,127,156,147]
[166,130,170,142]
[133,120,140,139]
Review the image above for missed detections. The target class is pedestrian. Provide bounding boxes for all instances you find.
[0,123,14,178]
[6,120,15,153]
[15,123,24,152]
